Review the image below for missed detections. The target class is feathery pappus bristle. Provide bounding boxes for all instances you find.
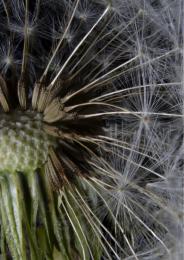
[0,0,183,259]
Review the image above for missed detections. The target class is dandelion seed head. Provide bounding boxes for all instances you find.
[0,0,183,258]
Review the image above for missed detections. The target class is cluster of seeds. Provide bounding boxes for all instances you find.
[0,0,182,259]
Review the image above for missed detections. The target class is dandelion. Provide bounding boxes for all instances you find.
[0,0,183,259]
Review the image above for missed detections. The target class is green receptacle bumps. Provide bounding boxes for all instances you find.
[0,112,55,173]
